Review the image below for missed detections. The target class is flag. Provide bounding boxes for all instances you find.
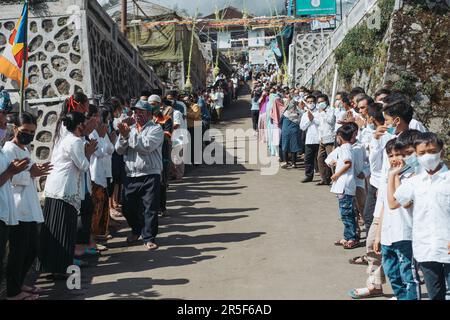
[0,2,29,87]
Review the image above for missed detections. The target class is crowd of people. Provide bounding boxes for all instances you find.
[0,85,232,300]
[251,69,449,300]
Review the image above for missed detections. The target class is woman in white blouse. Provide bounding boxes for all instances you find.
[3,112,52,300]
[38,112,97,277]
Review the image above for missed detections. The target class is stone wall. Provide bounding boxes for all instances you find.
[0,0,164,174]
[298,0,449,155]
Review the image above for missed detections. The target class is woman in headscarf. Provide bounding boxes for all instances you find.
[257,89,269,143]
[280,97,303,168]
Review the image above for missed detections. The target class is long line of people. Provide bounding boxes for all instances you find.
[0,86,221,299]
[251,72,449,300]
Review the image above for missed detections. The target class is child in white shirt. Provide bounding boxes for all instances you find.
[390,132,450,300]
[326,124,358,249]
[374,138,420,300]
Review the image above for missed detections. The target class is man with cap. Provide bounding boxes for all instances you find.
[115,100,164,250]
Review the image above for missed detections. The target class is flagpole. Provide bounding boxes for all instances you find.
[19,0,29,115]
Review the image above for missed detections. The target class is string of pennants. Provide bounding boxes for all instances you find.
[141,15,336,29]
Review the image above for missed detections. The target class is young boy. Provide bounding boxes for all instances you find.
[374,137,420,300]
[390,132,450,300]
[326,124,358,249]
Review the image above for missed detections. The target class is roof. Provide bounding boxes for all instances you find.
[202,6,254,20]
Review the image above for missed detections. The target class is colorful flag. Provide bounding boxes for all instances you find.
[0,2,29,87]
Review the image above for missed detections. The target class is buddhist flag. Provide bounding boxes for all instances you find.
[0,2,29,87]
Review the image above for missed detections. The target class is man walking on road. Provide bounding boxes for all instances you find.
[115,100,164,250]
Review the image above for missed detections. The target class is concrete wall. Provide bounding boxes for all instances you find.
[0,0,164,185]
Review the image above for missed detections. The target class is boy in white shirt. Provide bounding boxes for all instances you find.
[326,124,359,249]
[390,132,450,300]
[373,138,420,300]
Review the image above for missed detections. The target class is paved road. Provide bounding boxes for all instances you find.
[32,91,396,300]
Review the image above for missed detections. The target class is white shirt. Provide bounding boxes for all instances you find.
[334,108,347,132]
[300,108,320,145]
[327,143,356,195]
[44,133,90,212]
[379,173,413,246]
[368,132,396,189]
[0,146,17,225]
[212,92,224,109]
[317,106,336,144]
[394,165,450,263]
[352,143,368,189]
[172,109,188,147]
[2,142,44,223]
[409,119,427,132]
[89,130,114,188]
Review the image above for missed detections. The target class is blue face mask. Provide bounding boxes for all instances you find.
[404,153,419,169]
[387,124,396,135]
[368,123,375,130]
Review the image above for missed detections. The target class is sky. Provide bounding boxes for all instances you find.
[97,0,286,16]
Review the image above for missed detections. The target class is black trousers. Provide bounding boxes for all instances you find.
[420,262,450,300]
[76,193,93,245]
[7,221,38,297]
[160,161,170,211]
[0,220,9,285]
[251,110,259,131]
[123,174,161,243]
[363,184,378,231]
[304,144,320,179]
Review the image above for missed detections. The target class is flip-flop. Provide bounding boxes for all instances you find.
[344,240,360,249]
[22,286,43,294]
[334,239,347,246]
[348,288,384,299]
[96,244,108,251]
[348,255,368,265]
[143,242,158,251]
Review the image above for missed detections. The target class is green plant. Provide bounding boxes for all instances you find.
[391,72,418,96]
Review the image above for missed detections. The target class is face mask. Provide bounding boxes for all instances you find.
[417,152,441,172]
[17,131,35,145]
[309,103,316,111]
[318,102,327,110]
[123,107,129,115]
[368,123,375,130]
[386,124,396,135]
[404,153,419,169]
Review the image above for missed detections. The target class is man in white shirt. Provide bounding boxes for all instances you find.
[300,95,320,183]
[391,132,450,300]
[316,94,335,185]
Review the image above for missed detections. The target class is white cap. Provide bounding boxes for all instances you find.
[148,95,161,103]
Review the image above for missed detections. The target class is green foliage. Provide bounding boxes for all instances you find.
[334,0,395,85]
[391,72,418,96]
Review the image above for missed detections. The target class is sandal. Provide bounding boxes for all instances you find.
[348,288,384,299]
[348,255,368,265]
[22,285,43,294]
[7,292,39,300]
[143,242,158,251]
[344,240,360,249]
[334,239,347,246]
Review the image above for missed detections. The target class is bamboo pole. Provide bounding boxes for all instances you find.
[19,0,29,115]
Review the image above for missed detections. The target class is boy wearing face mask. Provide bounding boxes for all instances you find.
[390,132,450,300]
[371,138,420,300]
[300,95,320,183]
[316,94,335,185]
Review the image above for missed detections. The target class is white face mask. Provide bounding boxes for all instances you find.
[318,102,327,110]
[417,152,442,172]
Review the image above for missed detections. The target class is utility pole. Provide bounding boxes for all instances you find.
[121,0,127,35]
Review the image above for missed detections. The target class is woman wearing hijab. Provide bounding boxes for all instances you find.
[280,98,303,168]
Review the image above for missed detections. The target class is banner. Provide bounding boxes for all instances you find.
[217,31,231,49]
[249,49,277,65]
[248,30,265,47]
[296,0,337,16]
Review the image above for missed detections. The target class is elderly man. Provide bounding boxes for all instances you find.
[115,100,164,250]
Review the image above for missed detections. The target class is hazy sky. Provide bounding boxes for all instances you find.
[97,0,285,16]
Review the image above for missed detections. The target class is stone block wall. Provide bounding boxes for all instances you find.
[0,0,164,172]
